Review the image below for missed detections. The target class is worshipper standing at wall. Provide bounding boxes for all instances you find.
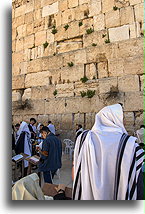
[15,121,32,176]
[47,121,56,135]
[136,125,145,146]
[12,125,16,157]
[75,124,84,141]
[72,104,144,200]
[36,124,44,149]
[15,123,20,140]
[38,126,62,184]
[28,118,37,139]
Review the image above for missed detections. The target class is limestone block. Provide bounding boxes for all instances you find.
[12,51,23,65]
[25,1,34,14]
[86,46,107,64]
[120,6,134,25]
[140,75,144,91]
[43,43,56,57]
[41,0,57,7]
[12,91,22,102]
[61,9,75,24]
[33,18,45,33]
[89,0,102,17]
[15,5,26,17]
[12,40,16,52]
[135,111,144,129]
[31,87,43,100]
[12,28,17,41]
[102,0,114,13]
[123,56,143,75]
[45,98,66,114]
[98,62,108,79]
[42,55,63,70]
[118,75,139,92]
[27,58,42,73]
[68,0,78,8]
[38,45,45,58]
[12,64,20,76]
[62,52,75,67]
[24,49,31,61]
[109,25,129,42]
[16,38,24,52]
[129,0,142,5]
[98,77,118,94]
[35,31,47,46]
[75,4,89,20]
[61,65,84,83]
[118,38,143,58]
[12,115,23,124]
[25,71,50,87]
[134,3,144,22]
[24,34,35,49]
[34,9,42,20]
[54,12,62,27]
[26,23,34,36]
[42,2,58,17]
[41,85,56,99]
[12,75,25,89]
[20,62,28,75]
[56,83,74,97]
[67,21,80,39]
[129,23,137,39]
[124,91,143,111]
[47,29,55,44]
[105,10,120,28]
[25,12,34,24]
[30,47,38,60]
[55,26,68,41]
[74,81,99,96]
[14,15,25,28]
[17,24,26,38]
[86,63,97,79]
[22,88,32,101]
[47,68,61,85]
[57,41,82,54]
[75,49,87,65]
[79,0,90,4]
[58,0,68,11]
[124,112,134,126]
[94,14,105,31]
[108,58,124,77]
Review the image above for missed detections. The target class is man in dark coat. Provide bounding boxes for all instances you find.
[38,126,62,184]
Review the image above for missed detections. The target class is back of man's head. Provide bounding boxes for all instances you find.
[40,126,50,133]
[30,118,36,124]
[48,121,52,124]
[140,125,145,129]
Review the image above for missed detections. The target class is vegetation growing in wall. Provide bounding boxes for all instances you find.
[51,26,57,34]
[68,62,74,67]
[80,91,87,97]
[105,39,110,44]
[79,21,83,27]
[43,41,49,49]
[113,6,118,11]
[64,24,69,30]
[86,28,94,34]
[80,90,96,98]
[102,34,106,38]
[14,99,32,110]
[92,43,97,46]
[80,76,89,83]
[53,89,57,96]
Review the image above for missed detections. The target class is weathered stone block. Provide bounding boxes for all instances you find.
[124,91,143,111]
[45,98,66,114]
[12,91,22,102]
[17,24,26,38]
[16,38,24,52]
[41,0,57,7]
[55,26,68,41]
[120,6,134,25]
[61,65,84,83]
[42,2,58,17]
[20,62,28,75]
[12,75,25,89]
[37,114,49,124]
[12,28,17,41]
[54,12,62,27]
[75,49,87,65]
[68,0,78,8]
[140,75,144,91]
[35,31,47,46]
[25,12,34,24]
[123,56,143,75]
[25,71,50,87]
[134,3,144,22]
[75,4,88,20]
[74,81,99,96]
[12,51,24,65]
[56,83,74,97]
[129,23,137,39]
[118,75,139,92]
[25,1,34,14]
[22,88,32,101]
[105,10,120,28]
[102,0,114,13]
[109,25,129,42]
[61,9,75,24]
[89,0,102,17]
[98,77,118,94]
[124,112,134,126]
[24,34,35,49]
[108,58,124,77]
[57,41,82,54]
[26,23,34,36]
[94,14,105,31]
[79,0,90,4]
[129,0,142,5]
[98,62,108,79]
[58,0,68,11]
[15,5,26,17]
[79,18,94,35]
[47,29,55,44]
[86,63,97,80]
[67,21,80,38]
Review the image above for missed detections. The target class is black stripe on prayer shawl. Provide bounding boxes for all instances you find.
[136,152,145,161]
[114,134,130,200]
[130,176,137,200]
[73,130,89,200]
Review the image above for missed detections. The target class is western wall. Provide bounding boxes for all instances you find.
[12,0,144,140]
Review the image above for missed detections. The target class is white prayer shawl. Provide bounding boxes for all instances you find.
[15,121,32,168]
[73,104,144,200]
[76,128,84,136]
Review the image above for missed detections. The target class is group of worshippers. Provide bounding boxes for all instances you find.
[12,119,62,184]
[12,104,144,200]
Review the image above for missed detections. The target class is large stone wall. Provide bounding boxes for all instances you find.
[12,0,144,140]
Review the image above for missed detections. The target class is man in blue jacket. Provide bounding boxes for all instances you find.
[38,126,62,183]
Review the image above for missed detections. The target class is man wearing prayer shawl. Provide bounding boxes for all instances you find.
[72,104,144,200]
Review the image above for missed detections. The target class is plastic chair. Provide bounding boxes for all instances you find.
[63,139,74,154]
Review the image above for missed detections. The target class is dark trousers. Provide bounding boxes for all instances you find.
[43,170,57,184]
